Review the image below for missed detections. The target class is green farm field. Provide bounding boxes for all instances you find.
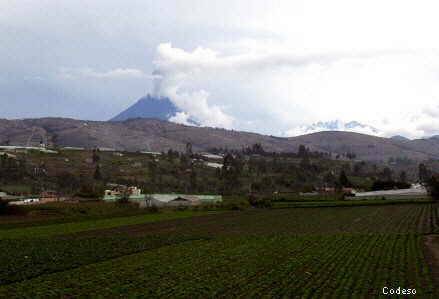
[1,203,439,298]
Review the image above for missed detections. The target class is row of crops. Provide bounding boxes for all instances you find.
[0,210,212,239]
[73,203,439,236]
[0,235,434,298]
[0,234,210,285]
[2,203,439,240]
[1,203,439,297]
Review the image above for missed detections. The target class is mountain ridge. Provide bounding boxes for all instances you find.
[1,117,439,161]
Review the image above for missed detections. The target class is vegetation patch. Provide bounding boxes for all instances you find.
[0,235,434,298]
[0,210,214,239]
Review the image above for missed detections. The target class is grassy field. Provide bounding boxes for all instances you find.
[0,202,438,297]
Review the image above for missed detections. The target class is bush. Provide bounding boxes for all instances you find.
[0,199,8,215]
[248,194,272,208]
[426,176,439,200]
[145,205,160,213]
[116,194,130,205]
[0,199,23,215]
[371,180,410,191]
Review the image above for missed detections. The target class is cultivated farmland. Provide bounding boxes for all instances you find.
[0,203,438,297]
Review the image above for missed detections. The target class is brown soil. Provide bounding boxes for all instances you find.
[71,210,245,239]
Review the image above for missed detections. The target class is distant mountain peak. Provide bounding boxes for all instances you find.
[293,120,381,136]
[111,95,179,122]
[391,135,410,141]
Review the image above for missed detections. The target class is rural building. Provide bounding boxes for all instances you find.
[62,146,85,151]
[317,187,356,195]
[353,184,427,198]
[0,152,17,159]
[0,146,57,154]
[102,183,222,207]
[201,153,223,160]
[98,147,116,152]
[140,151,162,156]
[40,190,59,203]
[103,185,145,201]
[5,190,59,205]
[205,162,223,169]
[138,194,222,208]
[9,198,40,205]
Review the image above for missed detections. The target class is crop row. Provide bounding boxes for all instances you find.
[94,203,438,236]
[0,235,434,298]
[0,234,209,285]
[0,210,212,239]
[1,203,437,241]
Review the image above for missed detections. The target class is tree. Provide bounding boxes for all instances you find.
[221,154,243,194]
[299,154,311,170]
[426,175,439,200]
[185,142,193,156]
[324,171,337,187]
[419,163,431,184]
[339,170,351,187]
[94,164,102,180]
[399,171,407,183]
[56,172,80,194]
[348,152,356,160]
[380,167,393,181]
[117,188,130,204]
[148,162,157,185]
[189,168,197,192]
[92,148,100,163]
[0,198,9,215]
[251,143,265,155]
[297,145,308,158]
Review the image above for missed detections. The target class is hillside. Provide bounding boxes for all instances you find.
[0,117,439,161]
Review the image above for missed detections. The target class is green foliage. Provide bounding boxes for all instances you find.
[0,234,201,285]
[338,170,351,187]
[93,164,102,180]
[419,163,431,183]
[0,235,433,298]
[0,210,213,239]
[0,203,437,297]
[0,199,8,215]
[248,194,273,208]
[426,176,439,200]
[2,147,422,197]
[371,180,411,191]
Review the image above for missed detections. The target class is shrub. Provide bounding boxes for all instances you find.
[371,180,410,191]
[145,205,160,213]
[426,176,439,200]
[0,199,8,215]
[248,194,272,208]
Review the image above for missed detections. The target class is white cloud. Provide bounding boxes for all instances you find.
[4,0,439,138]
[59,67,149,80]
[168,111,192,126]
[152,43,439,138]
[152,44,235,128]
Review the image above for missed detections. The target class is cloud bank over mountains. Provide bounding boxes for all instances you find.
[151,42,439,138]
[3,1,439,138]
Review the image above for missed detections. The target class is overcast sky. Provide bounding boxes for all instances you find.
[2,0,439,138]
